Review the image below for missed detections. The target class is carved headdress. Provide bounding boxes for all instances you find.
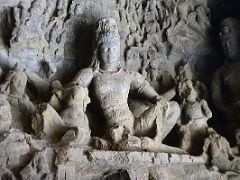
[95,17,120,44]
[91,17,120,70]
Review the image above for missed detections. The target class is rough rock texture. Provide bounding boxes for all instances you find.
[0,94,12,133]
[0,0,240,179]
[55,148,222,180]
[0,0,215,83]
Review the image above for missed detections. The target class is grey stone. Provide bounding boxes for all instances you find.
[0,0,239,179]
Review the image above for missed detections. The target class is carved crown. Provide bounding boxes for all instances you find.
[96,17,120,43]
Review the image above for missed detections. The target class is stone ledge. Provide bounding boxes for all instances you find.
[55,148,222,180]
[88,150,205,165]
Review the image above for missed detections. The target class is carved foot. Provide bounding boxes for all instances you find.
[141,137,188,154]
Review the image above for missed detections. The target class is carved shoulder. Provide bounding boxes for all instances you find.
[128,70,145,85]
[71,68,94,88]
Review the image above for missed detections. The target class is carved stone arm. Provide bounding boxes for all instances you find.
[67,68,94,88]
[200,100,212,119]
[137,80,162,103]
[160,88,176,101]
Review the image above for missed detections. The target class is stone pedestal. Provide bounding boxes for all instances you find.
[55,147,222,180]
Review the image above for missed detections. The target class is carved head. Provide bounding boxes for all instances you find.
[92,18,121,70]
[179,79,197,103]
[3,70,27,97]
[219,17,240,62]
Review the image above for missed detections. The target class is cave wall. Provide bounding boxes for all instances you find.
[0,0,240,179]
[0,0,219,86]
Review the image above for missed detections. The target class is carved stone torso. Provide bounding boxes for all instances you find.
[184,101,208,131]
[92,69,130,110]
[222,63,240,102]
[91,69,137,125]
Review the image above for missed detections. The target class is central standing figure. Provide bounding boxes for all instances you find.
[71,17,181,152]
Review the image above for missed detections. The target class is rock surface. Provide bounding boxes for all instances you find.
[0,0,239,179]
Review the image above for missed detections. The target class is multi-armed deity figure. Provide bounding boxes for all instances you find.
[70,17,184,153]
[212,17,240,124]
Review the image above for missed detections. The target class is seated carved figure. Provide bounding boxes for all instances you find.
[71,17,183,153]
[212,17,240,123]
[178,79,212,155]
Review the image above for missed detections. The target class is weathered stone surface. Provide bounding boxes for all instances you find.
[0,94,12,133]
[0,0,239,179]
[203,133,240,175]
[54,147,221,180]
[0,130,29,158]
[0,167,17,180]
[20,149,53,180]
[32,103,66,143]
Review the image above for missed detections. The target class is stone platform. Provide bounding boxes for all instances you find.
[55,148,222,180]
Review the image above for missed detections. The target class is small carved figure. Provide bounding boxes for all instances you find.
[48,80,64,111]
[32,83,91,145]
[178,79,212,154]
[212,17,240,124]
[71,17,184,153]
[60,85,91,146]
[0,67,35,132]
[176,62,208,100]
[203,132,240,175]
[38,80,91,145]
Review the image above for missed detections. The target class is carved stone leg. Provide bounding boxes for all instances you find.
[156,101,180,141]
[104,109,135,143]
[134,99,180,142]
[107,118,134,144]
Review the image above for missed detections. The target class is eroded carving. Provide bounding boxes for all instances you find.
[212,17,240,126]
[0,0,239,179]
[0,67,35,132]
[178,79,212,155]
[20,150,52,180]
[203,131,240,175]
[70,17,184,153]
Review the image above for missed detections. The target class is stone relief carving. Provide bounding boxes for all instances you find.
[212,17,240,126]
[203,131,240,176]
[70,17,184,154]
[0,0,240,179]
[177,79,212,155]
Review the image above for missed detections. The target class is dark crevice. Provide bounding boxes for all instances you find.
[64,0,73,22]
[102,170,130,180]
[1,8,16,49]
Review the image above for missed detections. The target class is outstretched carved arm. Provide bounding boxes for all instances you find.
[201,100,212,119]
